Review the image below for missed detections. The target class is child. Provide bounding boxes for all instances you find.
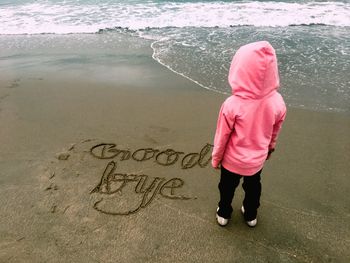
[212,41,286,227]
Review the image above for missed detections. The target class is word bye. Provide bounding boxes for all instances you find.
[91,161,191,215]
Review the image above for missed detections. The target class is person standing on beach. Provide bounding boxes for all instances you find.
[212,41,286,227]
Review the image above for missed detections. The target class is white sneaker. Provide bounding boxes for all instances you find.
[241,206,257,227]
[216,207,228,226]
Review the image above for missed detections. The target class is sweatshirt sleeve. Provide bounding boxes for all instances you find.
[269,107,287,150]
[211,101,235,168]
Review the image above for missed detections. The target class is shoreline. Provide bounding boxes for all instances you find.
[150,39,228,96]
[1,33,349,115]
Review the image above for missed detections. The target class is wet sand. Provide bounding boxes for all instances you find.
[0,37,350,262]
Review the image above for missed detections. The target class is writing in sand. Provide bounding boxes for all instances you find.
[90,143,213,169]
[90,143,213,215]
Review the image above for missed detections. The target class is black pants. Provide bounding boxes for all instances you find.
[217,166,262,221]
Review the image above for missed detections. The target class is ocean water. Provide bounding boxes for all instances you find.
[0,0,349,113]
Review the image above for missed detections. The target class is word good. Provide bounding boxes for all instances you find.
[90,143,213,169]
[90,161,191,215]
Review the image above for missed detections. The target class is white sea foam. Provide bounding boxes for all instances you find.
[0,1,349,34]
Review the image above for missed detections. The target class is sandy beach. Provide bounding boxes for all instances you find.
[0,34,350,262]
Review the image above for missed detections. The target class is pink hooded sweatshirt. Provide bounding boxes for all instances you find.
[212,41,286,176]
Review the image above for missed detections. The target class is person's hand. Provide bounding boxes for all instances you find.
[214,164,221,170]
[266,149,275,160]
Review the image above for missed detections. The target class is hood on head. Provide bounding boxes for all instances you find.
[228,41,280,99]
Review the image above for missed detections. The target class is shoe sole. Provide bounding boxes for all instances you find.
[241,206,257,227]
[215,214,228,227]
[216,207,228,226]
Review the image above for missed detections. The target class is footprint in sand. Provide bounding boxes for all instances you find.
[7,78,20,89]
